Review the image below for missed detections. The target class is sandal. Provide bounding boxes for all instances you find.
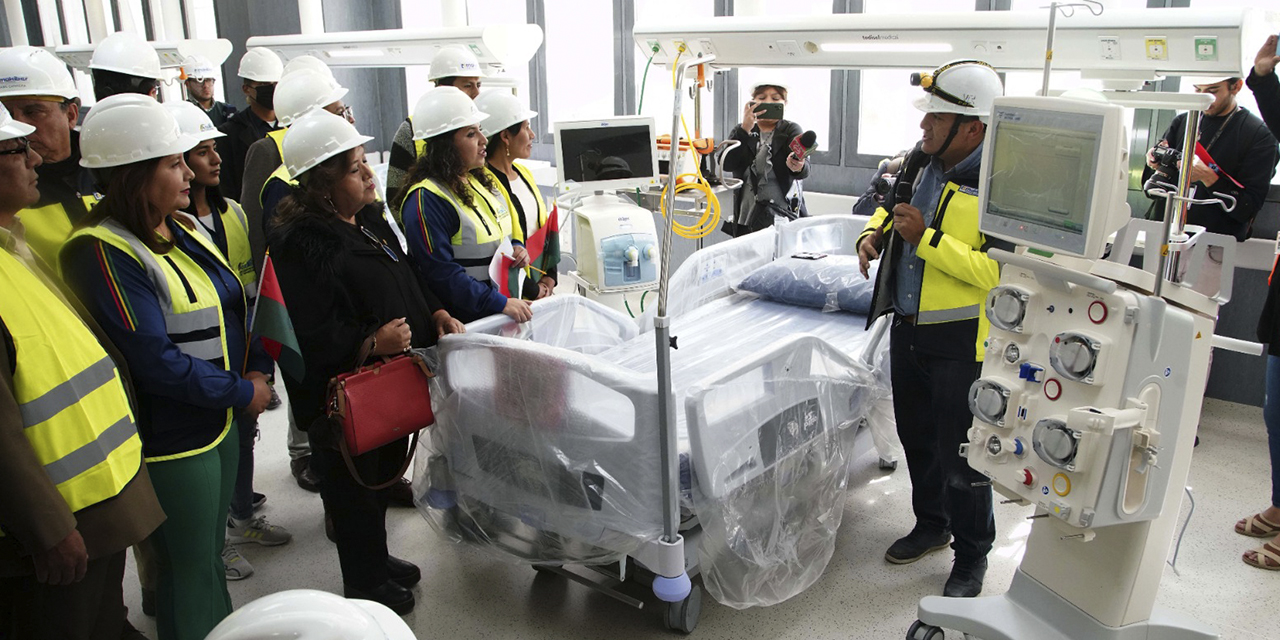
[1236,513,1280,537]
[1243,541,1280,571]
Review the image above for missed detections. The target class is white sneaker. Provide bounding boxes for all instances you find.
[222,539,254,581]
[227,516,293,547]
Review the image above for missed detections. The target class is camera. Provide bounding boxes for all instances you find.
[1150,146,1183,174]
[872,175,896,203]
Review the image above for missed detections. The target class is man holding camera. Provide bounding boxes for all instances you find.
[856,60,1007,598]
[1144,76,1277,243]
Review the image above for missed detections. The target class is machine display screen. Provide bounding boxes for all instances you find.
[983,108,1104,254]
[556,124,656,186]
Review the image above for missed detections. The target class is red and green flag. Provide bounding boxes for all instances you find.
[251,253,305,382]
[525,204,561,276]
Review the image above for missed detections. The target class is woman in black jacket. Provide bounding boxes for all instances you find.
[267,110,463,613]
[721,81,811,237]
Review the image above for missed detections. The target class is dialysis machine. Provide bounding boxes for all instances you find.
[555,117,663,315]
[912,95,1236,640]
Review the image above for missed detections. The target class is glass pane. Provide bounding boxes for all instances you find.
[1177,78,1279,185]
[399,0,441,115]
[467,0,532,99]
[635,0,715,137]
[544,0,614,122]
[738,67,832,153]
[864,0,965,13]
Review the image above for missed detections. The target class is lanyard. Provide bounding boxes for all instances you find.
[1198,107,1239,156]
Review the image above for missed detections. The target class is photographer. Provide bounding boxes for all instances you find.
[721,81,810,237]
[1143,76,1277,242]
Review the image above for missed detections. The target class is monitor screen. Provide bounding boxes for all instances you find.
[554,118,659,191]
[984,108,1103,255]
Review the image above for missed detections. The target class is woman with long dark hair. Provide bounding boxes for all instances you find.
[395,86,533,324]
[268,109,463,615]
[60,94,273,640]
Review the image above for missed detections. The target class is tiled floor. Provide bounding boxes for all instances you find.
[123,394,1274,639]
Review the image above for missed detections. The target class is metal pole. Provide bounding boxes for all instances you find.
[1153,109,1201,298]
[655,52,715,543]
[1041,3,1058,97]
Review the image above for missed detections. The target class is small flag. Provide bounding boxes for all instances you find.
[251,253,305,382]
[524,204,562,277]
[488,238,526,298]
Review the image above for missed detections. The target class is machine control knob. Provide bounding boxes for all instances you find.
[1003,343,1021,364]
[1050,332,1101,383]
[1019,468,1036,487]
[624,245,640,265]
[1088,300,1108,324]
[1033,418,1079,471]
[985,434,1024,459]
[968,379,1011,427]
[987,286,1032,333]
[643,244,657,260]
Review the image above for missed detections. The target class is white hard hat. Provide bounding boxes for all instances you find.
[80,94,197,169]
[428,46,486,81]
[475,91,537,138]
[202,589,415,640]
[0,46,79,100]
[282,109,373,178]
[89,31,162,80]
[283,55,335,81]
[275,69,348,127]
[0,102,36,142]
[911,59,1004,119]
[182,55,218,81]
[749,79,789,95]
[166,101,224,142]
[238,47,284,83]
[411,86,488,140]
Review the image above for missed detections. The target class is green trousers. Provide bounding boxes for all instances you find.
[147,425,238,640]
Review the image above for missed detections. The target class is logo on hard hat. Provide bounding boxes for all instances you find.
[0,75,30,84]
[200,123,215,133]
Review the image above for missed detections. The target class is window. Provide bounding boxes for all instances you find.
[543,0,614,123]
[466,0,532,100]
[399,1,441,116]
[634,0,714,137]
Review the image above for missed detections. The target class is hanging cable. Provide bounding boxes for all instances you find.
[657,48,721,240]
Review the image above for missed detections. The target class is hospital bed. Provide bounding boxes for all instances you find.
[414,216,900,630]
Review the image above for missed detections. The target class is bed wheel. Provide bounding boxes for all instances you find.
[879,458,899,471]
[664,584,701,634]
[906,620,944,640]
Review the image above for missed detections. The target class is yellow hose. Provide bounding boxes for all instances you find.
[658,48,720,240]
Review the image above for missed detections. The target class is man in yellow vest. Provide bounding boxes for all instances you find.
[0,46,99,267]
[0,103,163,639]
[856,60,1007,598]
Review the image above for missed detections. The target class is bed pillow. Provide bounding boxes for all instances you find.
[736,254,878,315]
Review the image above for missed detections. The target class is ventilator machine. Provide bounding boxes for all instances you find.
[911,93,1238,640]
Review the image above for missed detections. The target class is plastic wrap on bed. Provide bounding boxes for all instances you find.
[684,337,880,608]
[638,227,777,330]
[464,294,639,355]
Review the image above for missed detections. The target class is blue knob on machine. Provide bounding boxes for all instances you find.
[1019,363,1044,383]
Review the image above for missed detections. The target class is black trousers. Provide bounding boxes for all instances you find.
[890,319,996,562]
[0,549,130,640]
[309,425,409,591]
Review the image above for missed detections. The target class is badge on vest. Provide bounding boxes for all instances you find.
[958,185,979,197]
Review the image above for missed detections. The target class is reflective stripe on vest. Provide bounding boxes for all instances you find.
[0,248,141,515]
[19,195,100,267]
[407,176,512,283]
[70,220,233,366]
[222,200,258,301]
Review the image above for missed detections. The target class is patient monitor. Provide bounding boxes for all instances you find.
[916,95,1221,640]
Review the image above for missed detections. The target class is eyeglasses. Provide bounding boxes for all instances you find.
[359,225,399,262]
[0,138,31,156]
[327,104,355,123]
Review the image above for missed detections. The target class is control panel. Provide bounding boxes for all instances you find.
[964,259,1196,529]
[573,194,661,292]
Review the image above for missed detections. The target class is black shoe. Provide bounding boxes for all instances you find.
[140,587,156,617]
[387,555,421,588]
[943,557,988,598]
[252,492,267,512]
[291,456,321,493]
[387,477,415,508]
[885,528,952,564]
[344,580,415,616]
[267,386,282,410]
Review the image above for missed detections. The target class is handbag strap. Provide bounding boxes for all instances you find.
[338,429,420,491]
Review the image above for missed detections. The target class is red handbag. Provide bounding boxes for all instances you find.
[326,348,435,489]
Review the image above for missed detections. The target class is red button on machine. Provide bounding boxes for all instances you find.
[1020,469,1035,486]
[1088,300,1108,324]
[1044,378,1062,401]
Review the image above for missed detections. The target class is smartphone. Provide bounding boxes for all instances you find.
[756,101,785,120]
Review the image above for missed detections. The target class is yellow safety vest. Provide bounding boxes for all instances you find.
[407,116,427,159]
[19,195,100,268]
[67,220,237,461]
[221,200,258,301]
[484,163,550,292]
[266,128,286,159]
[861,182,1000,361]
[258,163,297,211]
[404,175,512,283]
[0,248,142,516]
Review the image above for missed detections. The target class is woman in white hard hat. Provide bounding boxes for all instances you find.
[168,101,293,584]
[88,31,163,101]
[395,86,534,324]
[268,109,463,616]
[721,80,811,237]
[385,46,485,198]
[59,94,274,640]
[476,90,557,300]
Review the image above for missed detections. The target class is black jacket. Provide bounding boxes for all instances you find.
[1249,69,1280,356]
[267,206,443,436]
[722,119,810,235]
[1145,106,1278,241]
[216,108,277,206]
[35,129,97,218]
